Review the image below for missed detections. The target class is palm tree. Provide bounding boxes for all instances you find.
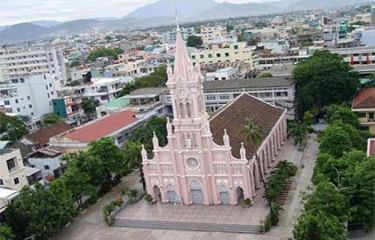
[240,118,264,147]
[123,141,146,191]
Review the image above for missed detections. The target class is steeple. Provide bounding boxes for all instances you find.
[167,29,199,85]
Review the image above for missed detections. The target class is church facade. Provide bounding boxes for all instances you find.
[141,29,287,206]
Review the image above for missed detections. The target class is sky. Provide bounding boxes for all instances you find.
[0,0,276,25]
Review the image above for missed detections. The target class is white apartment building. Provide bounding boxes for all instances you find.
[0,46,67,90]
[104,59,145,77]
[0,74,58,129]
[206,67,240,81]
[0,148,29,192]
[162,27,196,43]
[198,25,227,43]
[190,42,255,68]
[61,76,132,104]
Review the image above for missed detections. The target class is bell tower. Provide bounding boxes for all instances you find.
[166,28,212,151]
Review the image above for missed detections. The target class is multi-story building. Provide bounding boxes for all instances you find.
[162,27,196,43]
[198,25,227,43]
[190,42,255,68]
[0,147,30,191]
[52,95,83,124]
[0,46,67,90]
[256,46,375,70]
[352,88,375,134]
[28,147,66,181]
[0,74,58,129]
[59,76,132,105]
[201,77,295,119]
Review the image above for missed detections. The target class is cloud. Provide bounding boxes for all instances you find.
[0,0,274,25]
[0,0,156,25]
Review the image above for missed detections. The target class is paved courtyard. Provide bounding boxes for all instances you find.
[114,187,268,232]
[54,137,318,240]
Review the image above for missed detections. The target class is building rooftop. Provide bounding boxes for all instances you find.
[210,93,285,159]
[129,87,169,98]
[102,95,130,109]
[0,188,18,199]
[352,88,375,109]
[203,77,294,92]
[24,122,73,146]
[64,110,137,143]
[29,147,62,158]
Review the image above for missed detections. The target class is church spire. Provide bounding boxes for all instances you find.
[167,11,200,85]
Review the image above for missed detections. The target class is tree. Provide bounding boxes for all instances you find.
[0,225,14,240]
[313,151,375,230]
[118,66,168,97]
[303,111,314,126]
[5,184,75,240]
[0,113,29,142]
[42,113,63,126]
[64,151,106,187]
[288,122,308,146]
[320,124,352,158]
[61,166,96,208]
[293,211,347,240]
[123,141,145,190]
[81,98,99,119]
[88,47,123,62]
[240,118,263,147]
[339,152,375,228]
[88,138,125,186]
[293,51,360,118]
[128,116,168,150]
[293,181,348,240]
[327,105,360,128]
[186,35,203,48]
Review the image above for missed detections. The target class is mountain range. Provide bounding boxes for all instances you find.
[0,0,372,43]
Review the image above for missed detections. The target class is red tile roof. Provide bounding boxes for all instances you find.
[210,93,285,159]
[353,88,375,109]
[25,122,73,146]
[65,110,137,143]
[368,139,375,157]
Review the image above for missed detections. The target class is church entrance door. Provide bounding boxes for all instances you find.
[191,180,203,205]
[219,185,230,205]
[166,184,178,204]
[236,187,244,204]
[153,186,162,202]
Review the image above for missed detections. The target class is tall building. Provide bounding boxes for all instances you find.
[372,5,375,26]
[142,28,287,205]
[0,74,58,129]
[0,46,67,90]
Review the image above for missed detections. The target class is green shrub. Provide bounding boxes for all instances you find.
[243,198,252,206]
[144,194,153,203]
[129,189,139,199]
[264,213,272,232]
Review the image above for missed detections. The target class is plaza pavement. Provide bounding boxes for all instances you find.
[54,136,319,240]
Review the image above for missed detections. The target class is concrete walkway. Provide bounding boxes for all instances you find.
[53,136,319,240]
[263,135,319,239]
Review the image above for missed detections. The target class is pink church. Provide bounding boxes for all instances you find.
[141,28,288,206]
